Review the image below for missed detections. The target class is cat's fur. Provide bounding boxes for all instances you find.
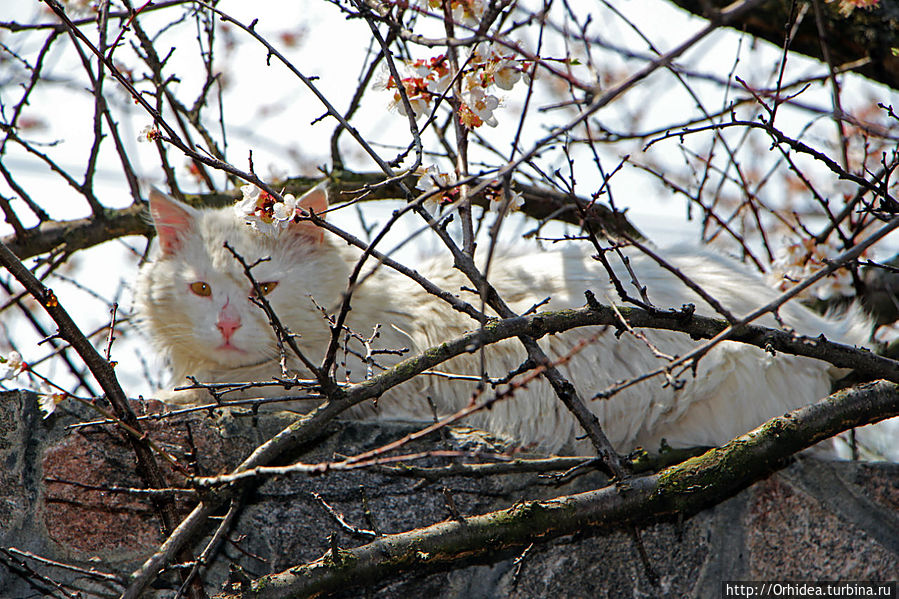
[134,186,872,455]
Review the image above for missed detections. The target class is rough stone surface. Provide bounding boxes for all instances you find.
[1,390,897,598]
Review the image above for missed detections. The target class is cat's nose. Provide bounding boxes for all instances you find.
[217,317,241,340]
[216,301,242,340]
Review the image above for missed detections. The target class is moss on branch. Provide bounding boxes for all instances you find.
[215,381,899,599]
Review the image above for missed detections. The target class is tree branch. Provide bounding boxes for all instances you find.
[0,172,643,261]
[671,0,899,89]
[667,0,899,91]
[0,240,183,534]
[214,380,899,599]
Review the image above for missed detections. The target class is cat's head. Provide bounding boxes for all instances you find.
[137,185,343,377]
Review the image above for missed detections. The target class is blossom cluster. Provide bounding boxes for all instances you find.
[414,165,524,213]
[423,0,488,26]
[138,125,162,143]
[378,41,529,129]
[1,350,67,418]
[415,165,459,212]
[835,0,879,16]
[234,184,302,237]
[767,236,868,300]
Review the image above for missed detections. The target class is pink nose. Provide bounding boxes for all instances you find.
[216,301,242,341]
[217,317,241,340]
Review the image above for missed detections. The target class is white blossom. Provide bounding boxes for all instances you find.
[415,165,457,212]
[0,351,26,381]
[37,384,67,419]
[272,193,299,222]
[234,184,262,216]
[375,63,435,121]
[492,61,523,90]
[373,13,528,129]
[485,43,526,90]
[452,0,486,26]
[396,95,432,120]
[489,189,525,213]
[463,85,499,127]
[137,125,160,143]
[426,71,452,96]
[234,185,302,237]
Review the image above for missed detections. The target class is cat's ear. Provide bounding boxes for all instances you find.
[147,187,196,255]
[291,182,329,243]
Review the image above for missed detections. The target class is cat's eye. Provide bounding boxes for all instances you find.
[189,281,212,297]
[252,281,278,297]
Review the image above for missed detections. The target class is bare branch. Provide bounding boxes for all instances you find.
[214,381,899,599]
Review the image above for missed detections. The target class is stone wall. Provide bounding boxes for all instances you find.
[1,390,897,598]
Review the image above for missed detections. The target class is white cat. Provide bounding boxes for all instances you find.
[134,185,873,455]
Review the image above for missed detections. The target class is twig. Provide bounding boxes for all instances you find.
[2,547,124,585]
[0,238,182,504]
[311,492,377,539]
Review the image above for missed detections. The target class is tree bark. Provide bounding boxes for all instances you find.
[214,381,899,599]
[668,0,899,90]
[1,172,642,261]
